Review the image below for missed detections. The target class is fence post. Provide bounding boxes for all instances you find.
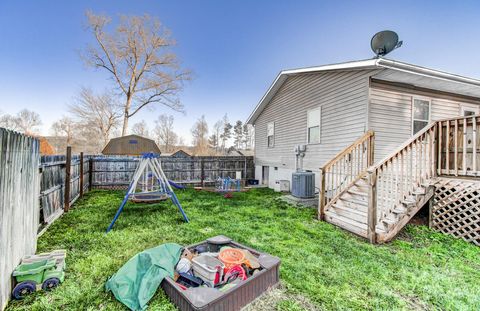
[64,146,72,212]
[319,167,326,220]
[367,169,377,243]
[88,158,93,191]
[79,152,84,197]
[200,157,205,187]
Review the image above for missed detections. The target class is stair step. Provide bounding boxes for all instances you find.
[382,217,397,225]
[392,207,408,214]
[324,211,368,238]
[339,196,368,207]
[402,199,416,207]
[330,204,367,224]
[413,187,426,195]
[347,189,368,197]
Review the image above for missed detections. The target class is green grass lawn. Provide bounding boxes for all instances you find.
[6,188,480,311]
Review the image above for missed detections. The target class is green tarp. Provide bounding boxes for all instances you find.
[106,243,183,311]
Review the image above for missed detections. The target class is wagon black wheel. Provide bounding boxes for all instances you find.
[42,277,60,291]
[12,281,36,299]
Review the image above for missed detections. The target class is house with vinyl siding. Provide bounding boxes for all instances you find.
[246,58,480,190]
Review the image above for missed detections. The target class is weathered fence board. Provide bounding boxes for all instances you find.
[39,154,90,229]
[0,129,40,311]
[91,156,254,188]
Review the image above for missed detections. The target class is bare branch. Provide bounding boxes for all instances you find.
[83,12,191,135]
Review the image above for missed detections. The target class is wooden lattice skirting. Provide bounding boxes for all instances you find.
[432,178,480,246]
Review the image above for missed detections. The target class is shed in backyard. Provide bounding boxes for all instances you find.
[102,135,161,155]
[170,149,191,158]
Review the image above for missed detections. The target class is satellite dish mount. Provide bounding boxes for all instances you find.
[371,30,403,58]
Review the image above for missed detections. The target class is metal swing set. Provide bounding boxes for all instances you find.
[106,153,189,232]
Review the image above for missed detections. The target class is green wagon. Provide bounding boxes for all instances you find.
[12,250,66,299]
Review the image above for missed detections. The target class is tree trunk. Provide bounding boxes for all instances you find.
[121,96,132,136]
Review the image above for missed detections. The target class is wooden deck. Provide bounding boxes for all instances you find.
[319,115,480,245]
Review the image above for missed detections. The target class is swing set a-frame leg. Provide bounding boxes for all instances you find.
[106,184,133,233]
[170,192,189,223]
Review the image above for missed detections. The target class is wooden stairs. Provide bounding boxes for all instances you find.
[319,115,480,243]
[324,174,435,242]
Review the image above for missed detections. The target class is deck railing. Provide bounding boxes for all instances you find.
[318,130,375,220]
[437,115,480,177]
[366,123,437,242]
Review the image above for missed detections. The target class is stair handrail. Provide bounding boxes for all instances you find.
[366,122,438,242]
[318,130,375,220]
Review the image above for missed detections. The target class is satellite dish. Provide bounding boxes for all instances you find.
[371,30,403,57]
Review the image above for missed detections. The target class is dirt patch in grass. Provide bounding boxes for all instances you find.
[244,284,320,311]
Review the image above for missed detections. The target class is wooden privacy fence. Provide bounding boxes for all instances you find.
[0,129,40,311]
[39,148,90,231]
[91,155,255,188]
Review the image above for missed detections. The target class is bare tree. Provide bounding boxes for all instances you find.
[0,113,19,131]
[191,115,209,155]
[84,11,190,136]
[154,114,178,152]
[51,116,76,145]
[13,109,42,134]
[69,87,122,146]
[131,120,150,137]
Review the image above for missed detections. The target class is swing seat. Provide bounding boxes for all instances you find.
[130,192,170,203]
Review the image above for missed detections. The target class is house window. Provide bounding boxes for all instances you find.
[267,122,275,147]
[307,107,321,144]
[412,98,430,134]
[460,106,479,116]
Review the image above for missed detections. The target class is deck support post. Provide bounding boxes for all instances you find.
[367,169,377,244]
[428,196,434,228]
[319,168,326,220]
[64,146,72,212]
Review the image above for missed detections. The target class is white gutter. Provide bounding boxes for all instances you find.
[376,58,480,87]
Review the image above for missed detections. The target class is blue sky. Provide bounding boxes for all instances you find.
[1,0,479,143]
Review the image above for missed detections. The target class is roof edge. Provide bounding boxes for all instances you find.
[246,59,379,124]
[246,58,480,125]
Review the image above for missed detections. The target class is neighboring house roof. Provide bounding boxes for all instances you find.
[39,137,55,155]
[246,58,480,124]
[170,149,191,157]
[102,134,161,155]
[226,148,254,156]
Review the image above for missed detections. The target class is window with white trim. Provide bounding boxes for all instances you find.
[307,107,321,144]
[460,105,479,116]
[267,122,275,147]
[412,98,430,134]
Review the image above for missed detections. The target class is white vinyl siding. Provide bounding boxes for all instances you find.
[254,69,376,170]
[369,81,480,160]
[307,107,321,144]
